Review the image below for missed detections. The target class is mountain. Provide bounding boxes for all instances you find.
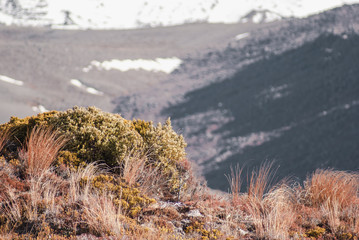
[1,0,359,29]
[115,4,359,190]
[167,34,359,190]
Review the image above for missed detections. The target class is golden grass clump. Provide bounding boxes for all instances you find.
[243,163,296,240]
[303,169,359,208]
[18,126,67,177]
[225,164,242,205]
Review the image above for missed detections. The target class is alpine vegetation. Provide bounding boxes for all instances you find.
[0,107,358,239]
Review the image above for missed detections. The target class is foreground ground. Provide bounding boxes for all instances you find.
[0,107,358,239]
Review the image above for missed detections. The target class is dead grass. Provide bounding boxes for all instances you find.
[321,198,341,233]
[121,152,147,187]
[301,169,359,235]
[303,169,359,209]
[1,126,358,240]
[262,184,296,239]
[68,163,100,204]
[18,126,67,177]
[121,152,170,199]
[83,192,125,237]
[243,163,297,239]
[0,129,11,153]
[248,161,277,200]
[225,164,242,205]
[1,186,22,223]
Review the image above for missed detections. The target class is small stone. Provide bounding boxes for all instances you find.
[187,209,203,217]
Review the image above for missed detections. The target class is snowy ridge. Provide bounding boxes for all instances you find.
[0,0,359,29]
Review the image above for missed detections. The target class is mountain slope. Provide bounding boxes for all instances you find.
[165,34,359,190]
[1,0,359,29]
[112,5,359,191]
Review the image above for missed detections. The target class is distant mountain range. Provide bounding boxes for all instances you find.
[1,0,359,29]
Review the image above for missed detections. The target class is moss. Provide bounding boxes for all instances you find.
[88,174,156,218]
[57,151,84,170]
[305,226,326,238]
[184,221,222,240]
[0,106,188,194]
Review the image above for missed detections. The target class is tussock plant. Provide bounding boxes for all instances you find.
[0,108,358,239]
[303,169,359,208]
[244,163,295,239]
[0,129,11,153]
[83,192,125,237]
[226,164,242,205]
[18,126,67,177]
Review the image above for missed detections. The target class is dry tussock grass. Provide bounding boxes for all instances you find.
[247,161,276,200]
[1,186,22,223]
[225,164,242,205]
[302,169,359,235]
[243,163,295,239]
[121,152,147,187]
[223,162,298,239]
[68,163,100,204]
[0,129,11,153]
[304,169,359,208]
[83,192,125,237]
[1,126,358,239]
[18,126,67,177]
[121,152,172,199]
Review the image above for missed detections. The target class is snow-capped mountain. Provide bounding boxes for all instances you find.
[1,0,359,29]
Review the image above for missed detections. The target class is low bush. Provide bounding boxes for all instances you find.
[0,106,187,193]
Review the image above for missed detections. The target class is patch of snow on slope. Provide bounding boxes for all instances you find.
[32,105,48,113]
[318,99,359,117]
[84,58,182,74]
[0,75,24,86]
[70,79,82,87]
[235,32,250,41]
[1,0,359,29]
[70,79,104,96]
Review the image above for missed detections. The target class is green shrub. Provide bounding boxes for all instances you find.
[0,106,187,193]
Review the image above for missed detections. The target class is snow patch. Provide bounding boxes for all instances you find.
[0,75,24,86]
[83,58,182,74]
[318,100,359,117]
[70,79,104,96]
[32,105,49,113]
[235,32,250,41]
[86,87,103,96]
[70,79,82,87]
